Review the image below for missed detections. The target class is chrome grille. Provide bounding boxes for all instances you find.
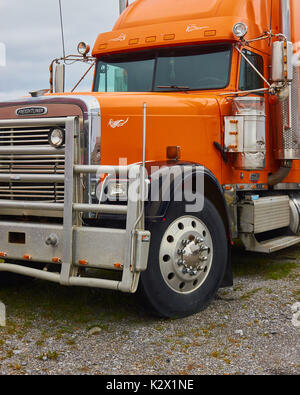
[0,125,65,202]
[0,126,51,145]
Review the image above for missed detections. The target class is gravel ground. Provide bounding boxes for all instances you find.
[0,244,299,376]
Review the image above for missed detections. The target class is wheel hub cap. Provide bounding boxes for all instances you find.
[159,216,213,294]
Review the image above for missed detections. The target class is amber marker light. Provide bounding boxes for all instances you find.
[24,255,32,260]
[129,38,139,45]
[146,36,156,43]
[78,259,88,266]
[204,30,216,37]
[167,146,181,161]
[164,34,175,41]
[0,252,7,258]
[52,257,62,264]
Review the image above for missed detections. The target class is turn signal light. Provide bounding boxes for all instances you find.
[0,252,7,258]
[78,259,88,266]
[24,255,32,260]
[269,95,279,105]
[167,146,181,161]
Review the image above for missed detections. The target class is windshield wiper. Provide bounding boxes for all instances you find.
[156,85,190,90]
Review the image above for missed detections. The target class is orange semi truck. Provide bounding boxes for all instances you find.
[0,0,299,318]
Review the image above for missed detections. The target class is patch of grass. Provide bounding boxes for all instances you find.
[223,358,231,365]
[6,349,13,358]
[240,288,263,300]
[0,278,149,333]
[292,288,300,301]
[38,350,60,361]
[232,244,299,280]
[65,338,76,346]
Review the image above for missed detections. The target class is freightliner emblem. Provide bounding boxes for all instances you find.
[16,106,48,116]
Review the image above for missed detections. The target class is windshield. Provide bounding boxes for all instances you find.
[93,44,232,92]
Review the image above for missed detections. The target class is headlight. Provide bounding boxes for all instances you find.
[49,127,65,148]
[77,42,90,56]
[233,22,248,39]
[107,181,128,201]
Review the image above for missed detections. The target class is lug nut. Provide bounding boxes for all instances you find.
[200,245,209,252]
[195,237,204,244]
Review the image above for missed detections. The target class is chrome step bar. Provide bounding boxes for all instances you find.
[0,115,150,293]
[240,234,300,253]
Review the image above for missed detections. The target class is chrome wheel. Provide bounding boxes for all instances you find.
[159,216,213,294]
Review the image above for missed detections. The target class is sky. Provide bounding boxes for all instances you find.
[0,0,134,100]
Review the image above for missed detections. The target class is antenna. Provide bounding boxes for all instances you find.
[58,0,66,58]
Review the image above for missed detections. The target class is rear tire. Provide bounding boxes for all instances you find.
[137,197,228,318]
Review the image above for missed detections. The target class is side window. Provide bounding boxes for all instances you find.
[239,50,264,91]
[97,64,128,92]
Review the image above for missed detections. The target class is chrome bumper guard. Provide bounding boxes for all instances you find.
[0,116,150,293]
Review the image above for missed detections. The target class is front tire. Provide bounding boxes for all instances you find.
[138,198,228,318]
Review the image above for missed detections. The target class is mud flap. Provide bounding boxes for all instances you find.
[220,242,233,288]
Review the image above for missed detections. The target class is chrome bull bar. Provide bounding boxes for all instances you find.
[0,116,150,293]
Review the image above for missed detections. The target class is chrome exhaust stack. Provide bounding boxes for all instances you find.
[269,0,300,185]
[281,0,291,41]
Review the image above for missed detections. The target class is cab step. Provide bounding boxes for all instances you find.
[240,234,300,253]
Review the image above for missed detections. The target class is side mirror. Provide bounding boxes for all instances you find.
[272,41,293,83]
[54,63,65,93]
